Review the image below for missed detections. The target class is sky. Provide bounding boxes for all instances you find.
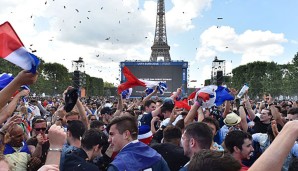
[1,0,297,89]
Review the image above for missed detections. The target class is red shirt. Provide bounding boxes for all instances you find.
[241,163,249,171]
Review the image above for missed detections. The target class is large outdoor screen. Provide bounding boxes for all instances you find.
[120,61,188,97]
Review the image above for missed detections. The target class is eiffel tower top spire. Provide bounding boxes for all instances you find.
[150,0,171,62]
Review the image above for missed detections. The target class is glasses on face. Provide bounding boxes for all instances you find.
[35,128,46,132]
[91,119,97,121]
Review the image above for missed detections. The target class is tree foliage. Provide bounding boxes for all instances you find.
[85,74,104,96]
[0,59,112,97]
[231,54,298,98]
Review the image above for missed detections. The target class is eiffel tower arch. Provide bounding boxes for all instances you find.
[150,0,171,62]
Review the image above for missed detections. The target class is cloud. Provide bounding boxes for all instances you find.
[39,0,155,46]
[196,25,287,64]
[0,0,213,85]
[167,0,212,32]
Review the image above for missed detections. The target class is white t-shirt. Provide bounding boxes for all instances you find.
[28,105,41,117]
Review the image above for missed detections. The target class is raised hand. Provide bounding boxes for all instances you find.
[229,88,238,96]
[267,94,274,104]
[14,70,38,86]
[36,133,48,145]
[47,124,66,149]
[2,115,22,132]
[16,89,30,97]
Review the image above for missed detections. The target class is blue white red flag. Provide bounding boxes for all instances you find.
[195,85,234,108]
[0,21,39,73]
[0,73,14,90]
[121,88,132,99]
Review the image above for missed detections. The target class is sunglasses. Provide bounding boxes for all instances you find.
[35,128,47,131]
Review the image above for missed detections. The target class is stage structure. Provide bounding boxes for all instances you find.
[211,56,226,86]
[72,57,86,97]
[120,61,188,97]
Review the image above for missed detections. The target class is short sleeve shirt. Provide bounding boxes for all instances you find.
[139,112,153,126]
[26,137,50,164]
[251,116,270,134]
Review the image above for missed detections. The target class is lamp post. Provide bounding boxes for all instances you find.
[53,73,57,97]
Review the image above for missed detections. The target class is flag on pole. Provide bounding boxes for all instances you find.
[0,21,39,73]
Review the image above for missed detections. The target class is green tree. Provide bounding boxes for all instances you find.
[42,63,71,95]
[232,61,282,98]
[85,74,104,96]
[104,82,115,88]
[1,57,118,97]
[0,60,22,75]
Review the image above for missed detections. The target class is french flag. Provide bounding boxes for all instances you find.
[0,73,30,97]
[194,85,234,108]
[118,66,161,94]
[174,98,191,111]
[0,73,14,90]
[0,21,39,73]
[121,88,133,99]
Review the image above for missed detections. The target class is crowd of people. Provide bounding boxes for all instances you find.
[0,70,298,171]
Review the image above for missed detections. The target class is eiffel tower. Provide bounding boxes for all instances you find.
[150,0,171,62]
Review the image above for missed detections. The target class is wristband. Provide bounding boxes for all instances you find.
[48,148,62,152]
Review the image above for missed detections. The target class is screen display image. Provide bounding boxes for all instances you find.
[120,62,188,97]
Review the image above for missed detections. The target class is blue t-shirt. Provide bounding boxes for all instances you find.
[139,112,153,127]
[60,143,78,171]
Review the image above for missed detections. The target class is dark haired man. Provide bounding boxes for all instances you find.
[187,149,241,171]
[244,95,282,134]
[63,129,108,171]
[27,117,50,170]
[90,102,98,115]
[179,122,213,170]
[151,126,189,171]
[139,99,157,126]
[159,98,175,127]
[107,115,170,171]
[90,120,105,132]
[60,120,86,171]
[287,107,298,121]
[224,130,254,171]
[202,117,224,151]
[150,98,176,143]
